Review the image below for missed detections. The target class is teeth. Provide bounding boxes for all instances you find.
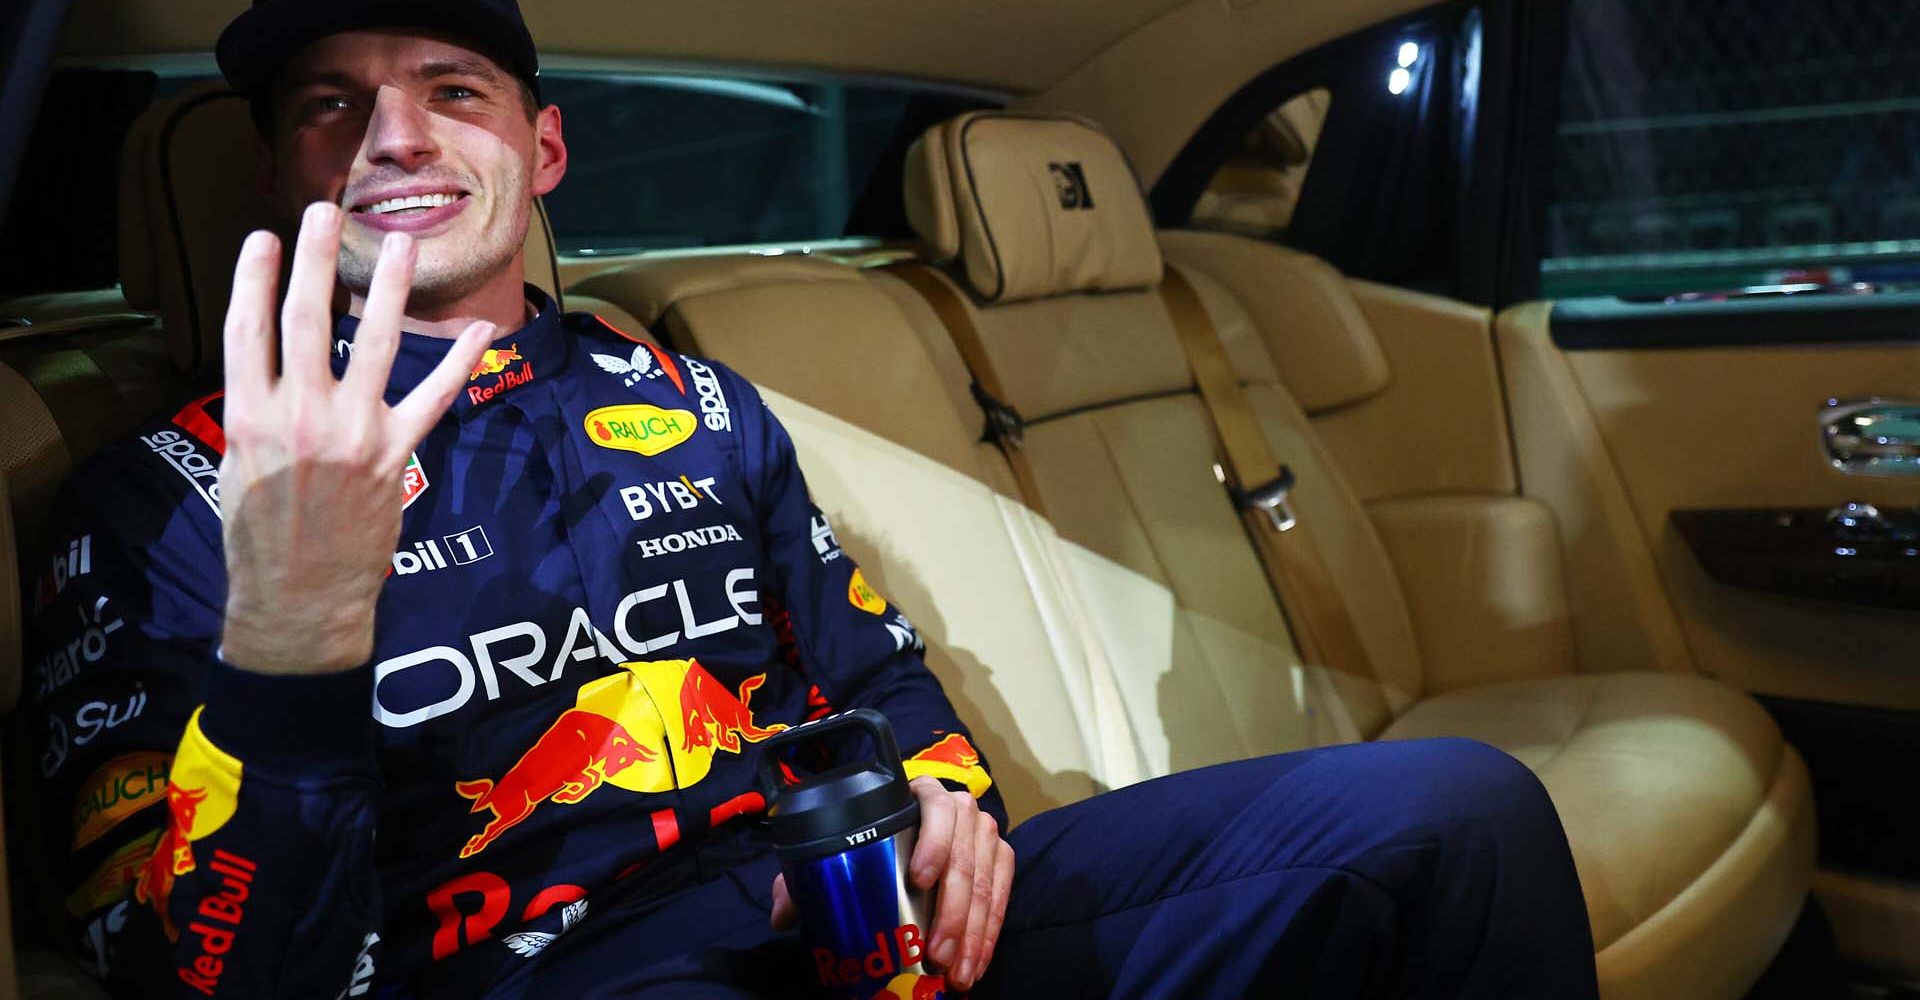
[363,192,460,215]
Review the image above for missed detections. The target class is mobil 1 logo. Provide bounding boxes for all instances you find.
[393,526,495,577]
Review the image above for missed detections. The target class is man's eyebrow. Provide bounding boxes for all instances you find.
[416,57,508,84]
[282,70,360,93]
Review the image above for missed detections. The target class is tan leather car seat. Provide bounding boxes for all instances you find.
[887,110,1815,1000]
[571,253,1150,821]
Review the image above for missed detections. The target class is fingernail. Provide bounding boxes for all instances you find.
[933,938,956,969]
[956,960,975,988]
[305,201,333,225]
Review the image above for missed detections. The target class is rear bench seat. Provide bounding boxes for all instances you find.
[576,111,1816,1000]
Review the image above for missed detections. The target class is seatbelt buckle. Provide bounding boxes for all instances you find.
[1230,465,1298,532]
[970,381,1027,448]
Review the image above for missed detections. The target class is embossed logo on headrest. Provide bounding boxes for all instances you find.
[1048,162,1095,211]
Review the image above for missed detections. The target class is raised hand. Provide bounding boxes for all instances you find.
[217,202,495,675]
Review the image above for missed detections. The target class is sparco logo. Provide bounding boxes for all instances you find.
[141,430,221,514]
[684,358,732,432]
[1048,162,1094,210]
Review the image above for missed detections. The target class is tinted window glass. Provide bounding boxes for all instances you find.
[0,70,218,297]
[538,74,970,254]
[1542,0,1920,297]
[1188,88,1331,243]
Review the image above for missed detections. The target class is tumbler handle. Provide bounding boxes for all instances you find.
[755,708,907,795]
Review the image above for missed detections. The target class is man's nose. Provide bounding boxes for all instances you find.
[361,85,439,172]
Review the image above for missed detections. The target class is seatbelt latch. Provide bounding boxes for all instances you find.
[970,381,1027,449]
[1231,465,1298,532]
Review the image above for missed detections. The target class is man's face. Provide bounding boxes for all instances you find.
[266,29,566,307]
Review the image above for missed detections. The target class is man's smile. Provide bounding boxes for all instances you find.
[347,184,473,233]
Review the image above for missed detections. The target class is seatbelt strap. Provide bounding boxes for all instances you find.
[1160,264,1378,709]
[885,263,1049,516]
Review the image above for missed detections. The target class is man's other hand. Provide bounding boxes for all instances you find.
[218,202,494,674]
[771,776,1014,992]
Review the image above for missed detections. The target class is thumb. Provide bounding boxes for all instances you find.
[770,873,796,931]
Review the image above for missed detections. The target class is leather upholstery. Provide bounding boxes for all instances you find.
[905,112,1162,304]
[1369,495,1576,694]
[1382,673,1815,999]
[117,83,565,380]
[1157,230,1387,414]
[577,201,1818,994]
[579,252,1150,819]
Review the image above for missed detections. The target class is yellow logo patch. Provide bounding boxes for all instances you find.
[73,752,172,851]
[67,830,160,917]
[848,568,888,615]
[584,405,697,457]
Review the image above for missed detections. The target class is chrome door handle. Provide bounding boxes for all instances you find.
[1823,398,1920,475]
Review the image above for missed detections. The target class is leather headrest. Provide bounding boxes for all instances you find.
[118,83,563,379]
[1159,230,1391,414]
[904,111,1161,304]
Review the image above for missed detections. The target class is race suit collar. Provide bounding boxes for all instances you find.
[331,284,566,418]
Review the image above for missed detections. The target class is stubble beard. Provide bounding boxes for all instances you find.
[336,168,533,311]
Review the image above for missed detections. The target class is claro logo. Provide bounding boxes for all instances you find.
[584,405,697,457]
[370,568,763,728]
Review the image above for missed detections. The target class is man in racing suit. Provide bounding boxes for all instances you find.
[22,1,1601,996]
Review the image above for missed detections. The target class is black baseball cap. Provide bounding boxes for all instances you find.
[215,0,541,99]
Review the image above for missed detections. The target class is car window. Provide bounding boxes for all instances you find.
[1187,88,1331,242]
[536,72,986,256]
[0,69,219,298]
[0,68,991,299]
[1541,0,1920,298]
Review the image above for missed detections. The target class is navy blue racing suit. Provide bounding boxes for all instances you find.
[25,288,1599,999]
[26,288,999,995]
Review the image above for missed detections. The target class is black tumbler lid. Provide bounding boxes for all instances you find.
[758,710,919,861]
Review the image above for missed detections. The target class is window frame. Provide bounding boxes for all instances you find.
[1153,0,1565,309]
[535,58,1004,258]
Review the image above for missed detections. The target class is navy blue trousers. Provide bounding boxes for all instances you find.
[488,738,1599,999]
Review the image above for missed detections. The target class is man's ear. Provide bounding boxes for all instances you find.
[530,104,567,198]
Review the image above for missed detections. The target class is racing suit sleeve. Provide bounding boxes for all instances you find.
[718,362,1007,829]
[25,450,381,998]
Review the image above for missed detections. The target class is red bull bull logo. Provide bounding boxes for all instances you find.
[902,734,992,799]
[871,972,946,1000]
[454,710,657,858]
[451,659,790,857]
[469,344,524,380]
[678,668,784,753]
[134,709,241,941]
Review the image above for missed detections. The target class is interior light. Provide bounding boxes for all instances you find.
[1388,67,1412,95]
[1398,42,1420,67]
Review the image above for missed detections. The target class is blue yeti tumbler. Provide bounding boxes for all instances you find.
[758,709,946,1000]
